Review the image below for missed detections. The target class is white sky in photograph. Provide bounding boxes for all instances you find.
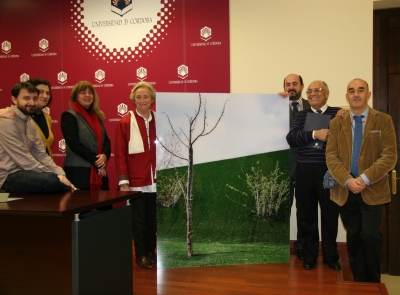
[156,93,289,169]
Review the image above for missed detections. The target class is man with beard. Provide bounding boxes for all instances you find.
[0,82,75,193]
[283,74,311,125]
[281,73,310,260]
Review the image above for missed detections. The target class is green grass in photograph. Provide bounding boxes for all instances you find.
[157,150,290,267]
[157,240,290,268]
[158,150,290,244]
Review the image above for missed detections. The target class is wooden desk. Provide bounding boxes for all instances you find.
[0,190,137,295]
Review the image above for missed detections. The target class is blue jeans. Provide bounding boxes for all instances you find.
[1,170,71,193]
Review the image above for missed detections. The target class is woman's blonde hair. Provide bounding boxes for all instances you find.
[70,81,105,122]
[129,81,156,104]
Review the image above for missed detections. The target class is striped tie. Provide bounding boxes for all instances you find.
[350,115,364,177]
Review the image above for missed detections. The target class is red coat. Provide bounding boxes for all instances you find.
[114,110,156,187]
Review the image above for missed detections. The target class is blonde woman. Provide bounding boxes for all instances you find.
[114,81,156,269]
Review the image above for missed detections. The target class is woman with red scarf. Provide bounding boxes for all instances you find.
[61,81,110,191]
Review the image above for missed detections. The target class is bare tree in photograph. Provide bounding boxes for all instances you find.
[157,94,227,258]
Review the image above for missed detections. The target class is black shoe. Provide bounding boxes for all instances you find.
[146,252,157,264]
[297,249,304,261]
[324,260,341,270]
[136,256,153,269]
[303,259,316,270]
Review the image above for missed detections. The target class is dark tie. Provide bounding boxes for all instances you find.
[350,115,364,177]
[317,110,322,114]
[292,102,299,117]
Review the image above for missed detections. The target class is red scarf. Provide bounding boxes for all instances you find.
[72,101,103,190]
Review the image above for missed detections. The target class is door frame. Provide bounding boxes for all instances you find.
[373,7,400,276]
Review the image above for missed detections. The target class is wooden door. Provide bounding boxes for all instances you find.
[374,8,400,276]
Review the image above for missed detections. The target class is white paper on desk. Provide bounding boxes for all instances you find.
[6,197,23,202]
[0,193,23,202]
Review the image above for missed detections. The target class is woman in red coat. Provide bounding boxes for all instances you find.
[114,81,156,269]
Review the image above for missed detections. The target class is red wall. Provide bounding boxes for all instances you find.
[0,0,230,188]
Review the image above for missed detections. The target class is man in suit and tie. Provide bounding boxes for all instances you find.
[326,78,397,282]
[284,74,311,125]
[286,80,341,271]
[282,73,311,260]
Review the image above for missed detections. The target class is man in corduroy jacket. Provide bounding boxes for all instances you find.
[326,78,397,283]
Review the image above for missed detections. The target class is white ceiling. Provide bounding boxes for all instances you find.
[374,0,400,9]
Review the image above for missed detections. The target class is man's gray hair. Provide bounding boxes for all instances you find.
[309,80,329,91]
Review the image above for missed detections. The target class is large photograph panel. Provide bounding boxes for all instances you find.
[157,93,290,268]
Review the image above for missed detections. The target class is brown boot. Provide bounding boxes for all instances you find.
[136,256,152,269]
[146,252,157,264]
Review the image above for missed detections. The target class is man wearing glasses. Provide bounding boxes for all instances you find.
[286,80,341,271]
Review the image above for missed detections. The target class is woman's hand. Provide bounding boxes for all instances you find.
[95,153,107,168]
[0,108,16,120]
[119,183,130,191]
[98,167,107,177]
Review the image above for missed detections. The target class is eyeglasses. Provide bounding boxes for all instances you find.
[306,88,324,94]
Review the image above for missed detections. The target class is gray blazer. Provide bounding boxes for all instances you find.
[63,110,108,168]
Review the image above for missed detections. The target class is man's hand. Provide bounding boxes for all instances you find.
[278,92,288,98]
[314,129,329,141]
[0,108,16,120]
[347,177,366,194]
[336,109,348,117]
[58,175,76,190]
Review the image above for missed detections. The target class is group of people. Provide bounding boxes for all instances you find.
[0,79,157,269]
[0,75,397,278]
[284,74,397,283]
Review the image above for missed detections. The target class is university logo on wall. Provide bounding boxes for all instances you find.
[39,39,49,52]
[111,0,132,17]
[178,65,188,79]
[70,0,176,63]
[2,41,11,54]
[118,103,128,117]
[200,27,212,41]
[58,71,68,85]
[95,69,106,83]
[20,73,30,82]
[136,67,147,81]
[59,139,66,152]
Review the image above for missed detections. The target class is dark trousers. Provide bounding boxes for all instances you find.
[340,191,383,282]
[130,192,157,258]
[64,166,109,190]
[1,170,71,193]
[295,165,339,262]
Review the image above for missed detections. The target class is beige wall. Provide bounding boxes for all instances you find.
[230,0,374,242]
